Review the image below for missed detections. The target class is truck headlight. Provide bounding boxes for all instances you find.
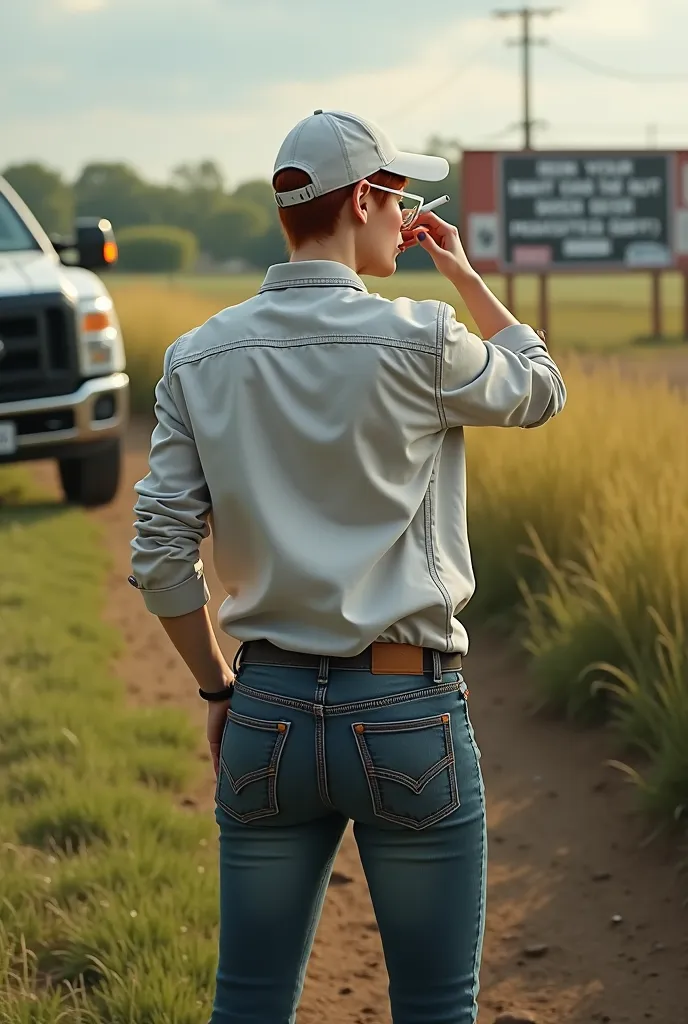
[78,298,124,374]
[82,311,112,333]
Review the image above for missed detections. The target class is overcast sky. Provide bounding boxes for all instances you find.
[1,0,687,188]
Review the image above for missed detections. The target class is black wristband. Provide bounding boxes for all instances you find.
[199,684,234,702]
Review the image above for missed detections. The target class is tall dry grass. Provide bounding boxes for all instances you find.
[112,282,224,413]
[466,361,688,820]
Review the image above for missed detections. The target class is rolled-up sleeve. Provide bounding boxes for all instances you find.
[439,307,567,429]
[131,342,211,617]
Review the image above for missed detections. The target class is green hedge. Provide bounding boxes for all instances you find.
[116,225,198,273]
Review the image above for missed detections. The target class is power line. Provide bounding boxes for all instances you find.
[536,120,688,130]
[479,122,524,142]
[380,43,496,124]
[381,69,473,123]
[461,116,688,150]
[381,10,688,149]
[547,41,688,83]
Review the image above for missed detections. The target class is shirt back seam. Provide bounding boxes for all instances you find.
[170,335,436,372]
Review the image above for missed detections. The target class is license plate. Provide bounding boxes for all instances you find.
[0,421,17,455]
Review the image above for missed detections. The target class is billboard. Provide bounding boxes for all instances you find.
[462,150,688,273]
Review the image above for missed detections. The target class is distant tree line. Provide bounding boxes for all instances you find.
[2,139,461,273]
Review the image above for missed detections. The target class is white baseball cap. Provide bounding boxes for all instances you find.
[273,109,450,208]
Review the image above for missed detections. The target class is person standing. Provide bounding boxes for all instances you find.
[130,110,566,1024]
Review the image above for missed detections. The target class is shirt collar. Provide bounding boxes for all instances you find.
[259,260,368,294]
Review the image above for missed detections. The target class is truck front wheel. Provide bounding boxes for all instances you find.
[58,439,122,507]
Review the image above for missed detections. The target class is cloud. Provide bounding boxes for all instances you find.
[263,14,508,128]
[58,0,107,11]
[2,0,687,185]
[556,0,653,39]
[4,0,469,119]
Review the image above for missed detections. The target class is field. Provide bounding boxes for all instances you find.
[110,270,688,349]
[2,272,688,1020]
[108,270,688,414]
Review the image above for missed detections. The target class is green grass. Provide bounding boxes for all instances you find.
[0,469,219,1023]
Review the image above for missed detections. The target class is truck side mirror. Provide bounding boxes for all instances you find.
[75,217,119,271]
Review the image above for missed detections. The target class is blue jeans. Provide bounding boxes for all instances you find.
[211,658,487,1024]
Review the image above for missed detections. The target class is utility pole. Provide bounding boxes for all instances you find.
[494,7,560,150]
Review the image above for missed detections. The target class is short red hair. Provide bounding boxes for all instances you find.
[273,168,408,250]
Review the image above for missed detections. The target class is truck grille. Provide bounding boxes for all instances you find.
[0,293,79,402]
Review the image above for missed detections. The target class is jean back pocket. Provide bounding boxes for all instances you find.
[216,709,290,823]
[352,713,459,830]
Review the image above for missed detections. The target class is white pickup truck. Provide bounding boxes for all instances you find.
[0,175,128,505]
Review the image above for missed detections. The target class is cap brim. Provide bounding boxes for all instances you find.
[383,150,450,182]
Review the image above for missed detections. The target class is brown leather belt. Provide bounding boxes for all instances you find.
[240,639,462,676]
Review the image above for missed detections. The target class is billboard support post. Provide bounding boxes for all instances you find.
[651,270,662,340]
[538,273,550,344]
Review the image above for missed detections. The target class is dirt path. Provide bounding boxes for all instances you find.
[36,423,688,1024]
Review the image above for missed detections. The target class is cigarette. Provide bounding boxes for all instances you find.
[419,195,450,215]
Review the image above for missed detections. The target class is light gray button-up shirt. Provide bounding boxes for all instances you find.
[131,261,565,656]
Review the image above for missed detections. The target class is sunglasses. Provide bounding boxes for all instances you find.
[366,182,425,230]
